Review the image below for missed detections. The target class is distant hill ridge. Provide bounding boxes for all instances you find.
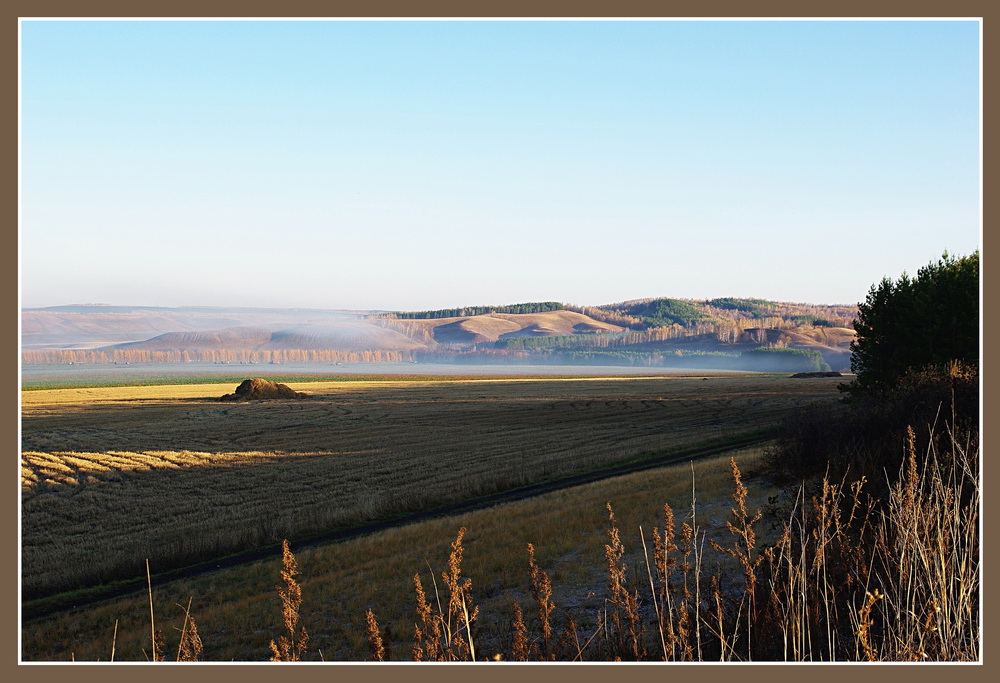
[389,297,855,328]
[393,301,567,319]
[22,297,858,372]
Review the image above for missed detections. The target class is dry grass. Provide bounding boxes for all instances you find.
[22,420,978,662]
[29,372,971,663]
[21,446,774,661]
[21,375,842,599]
[757,423,979,661]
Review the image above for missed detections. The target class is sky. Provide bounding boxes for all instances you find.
[19,19,981,311]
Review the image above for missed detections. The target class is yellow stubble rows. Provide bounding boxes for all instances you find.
[21,375,844,601]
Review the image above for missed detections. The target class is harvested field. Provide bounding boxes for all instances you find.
[21,374,845,603]
[21,447,774,661]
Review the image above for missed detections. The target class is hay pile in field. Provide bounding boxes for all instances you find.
[219,378,306,401]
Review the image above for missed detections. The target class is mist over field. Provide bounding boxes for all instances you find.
[21,297,857,377]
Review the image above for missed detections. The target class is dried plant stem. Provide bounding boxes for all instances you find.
[269,539,308,661]
[146,559,157,662]
[639,527,668,660]
[412,528,478,661]
[527,543,555,659]
[175,598,192,661]
[510,601,529,661]
[461,593,477,661]
[366,609,386,661]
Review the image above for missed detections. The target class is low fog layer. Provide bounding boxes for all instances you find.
[20,306,359,349]
[22,303,856,373]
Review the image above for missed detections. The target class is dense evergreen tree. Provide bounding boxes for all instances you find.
[844,251,979,397]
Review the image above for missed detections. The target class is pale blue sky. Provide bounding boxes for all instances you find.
[20,19,981,311]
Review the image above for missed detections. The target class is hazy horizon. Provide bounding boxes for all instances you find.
[20,19,981,311]
[22,293,860,313]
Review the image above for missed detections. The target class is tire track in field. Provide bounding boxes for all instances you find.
[21,431,773,623]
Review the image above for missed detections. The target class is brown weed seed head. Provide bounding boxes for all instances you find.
[527,543,555,658]
[365,609,386,661]
[511,601,529,661]
[269,540,308,661]
[412,572,441,661]
[177,618,203,662]
[444,527,467,617]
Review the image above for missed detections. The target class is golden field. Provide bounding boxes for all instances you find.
[21,373,978,662]
[21,445,773,661]
[21,374,845,602]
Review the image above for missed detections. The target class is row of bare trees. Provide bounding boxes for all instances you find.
[22,348,414,366]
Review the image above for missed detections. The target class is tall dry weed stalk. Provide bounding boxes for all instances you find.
[110,619,118,662]
[412,527,479,661]
[411,572,442,661]
[632,467,715,662]
[864,422,980,661]
[854,589,882,661]
[145,559,159,662]
[526,542,555,659]
[757,416,978,662]
[176,597,204,662]
[139,561,203,662]
[673,520,697,660]
[639,504,677,661]
[444,527,479,660]
[603,503,643,660]
[510,601,530,661]
[760,470,877,660]
[365,609,386,661]
[761,519,806,660]
[269,539,309,661]
[709,458,763,660]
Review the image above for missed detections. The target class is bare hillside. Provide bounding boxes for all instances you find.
[108,323,429,353]
[404,311,625,344]
[260,324,429,351]
[111,327,274,351]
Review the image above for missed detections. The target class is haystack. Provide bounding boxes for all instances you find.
[219,378,306,401]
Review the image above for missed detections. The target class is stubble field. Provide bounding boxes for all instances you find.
[21,374,845,609]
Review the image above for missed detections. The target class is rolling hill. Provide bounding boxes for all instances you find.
[20,306,358,350]
[21,298,858,372]
[109,323,428,353]
[402,310,626,344]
